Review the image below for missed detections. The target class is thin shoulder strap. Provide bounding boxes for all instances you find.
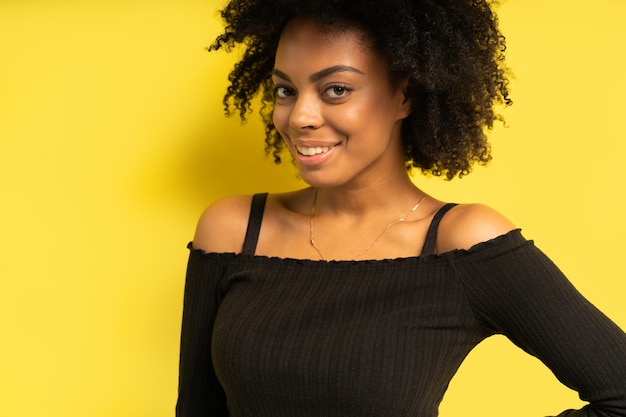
[421,203,458,256]
[242,193,268,256]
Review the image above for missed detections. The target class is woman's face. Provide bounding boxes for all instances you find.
[272,17,412,189]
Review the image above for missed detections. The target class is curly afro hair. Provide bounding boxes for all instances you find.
[210,0,512,179]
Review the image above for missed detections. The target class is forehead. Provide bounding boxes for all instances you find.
[274,17,383,72]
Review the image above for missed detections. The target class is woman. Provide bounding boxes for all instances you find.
[177,0,626,416]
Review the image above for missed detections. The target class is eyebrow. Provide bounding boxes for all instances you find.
[272,65,364,83]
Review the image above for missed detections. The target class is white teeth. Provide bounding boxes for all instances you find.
[296,146,331,156]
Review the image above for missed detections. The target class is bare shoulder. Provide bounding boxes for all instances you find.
[435,203,516,253]
[192,194,253,254]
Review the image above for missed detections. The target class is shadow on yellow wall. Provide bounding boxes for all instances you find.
[0,1,624,416]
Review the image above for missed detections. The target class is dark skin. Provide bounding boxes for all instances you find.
[194,18,514,260]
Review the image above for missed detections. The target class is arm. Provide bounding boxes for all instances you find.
[176,248,231,417]
[455,232,626,417]
[177,196,253,416]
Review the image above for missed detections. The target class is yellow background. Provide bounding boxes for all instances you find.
[0,0,624,416]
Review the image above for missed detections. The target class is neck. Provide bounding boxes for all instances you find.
[308,178,428,261]
[313,174,420,217]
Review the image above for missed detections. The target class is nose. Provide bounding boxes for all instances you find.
[288,92,322,130]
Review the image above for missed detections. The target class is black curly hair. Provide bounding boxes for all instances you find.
[209,0,511,180]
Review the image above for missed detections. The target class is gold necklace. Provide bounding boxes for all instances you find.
[309,188,427,260]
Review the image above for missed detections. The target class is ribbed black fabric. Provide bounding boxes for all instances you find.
[177,232,626,417]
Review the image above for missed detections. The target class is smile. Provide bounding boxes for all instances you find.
[296,145,333,156]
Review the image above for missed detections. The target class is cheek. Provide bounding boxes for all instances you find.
[272,106,289,135]
[330,99,383,133]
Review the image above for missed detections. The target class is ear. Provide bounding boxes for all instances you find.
[396,77,413,120]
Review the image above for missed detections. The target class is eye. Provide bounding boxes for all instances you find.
[323,85,351,99]
[274,85,295,99]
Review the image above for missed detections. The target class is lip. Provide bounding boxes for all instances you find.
[292,141,340,167]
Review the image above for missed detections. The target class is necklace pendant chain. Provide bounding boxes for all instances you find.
[308,188,426,261]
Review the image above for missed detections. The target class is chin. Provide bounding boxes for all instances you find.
[297,171,351,190]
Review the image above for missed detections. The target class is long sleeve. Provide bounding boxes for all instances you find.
[454,231,626,417]
[176,248,230,417]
